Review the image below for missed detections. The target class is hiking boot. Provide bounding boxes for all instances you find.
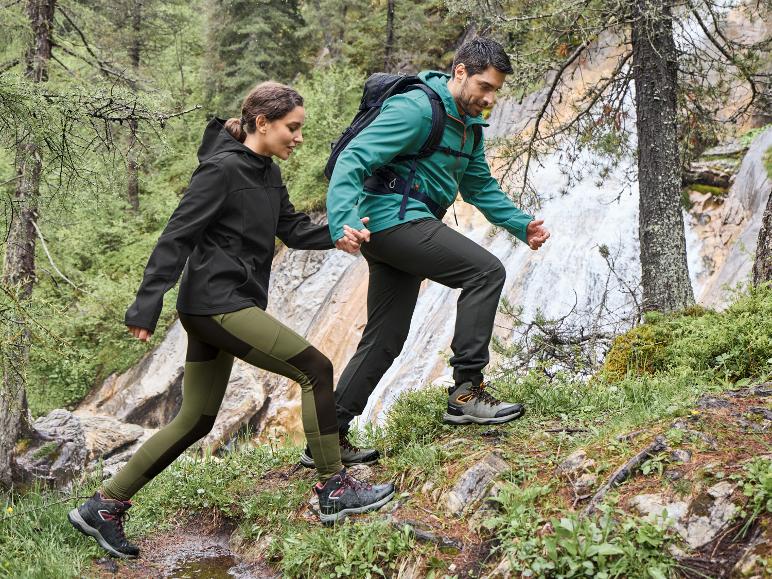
[443,381,525,425]
[300,434,380,468]
[68,491,139,558]
[313,468,395,524]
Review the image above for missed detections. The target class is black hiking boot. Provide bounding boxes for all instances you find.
[443,381,525,425]
[68,491,139,558]
[300,433,380,468]
[314,468,395,524]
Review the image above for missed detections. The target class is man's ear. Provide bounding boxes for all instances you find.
[453,62,467,82]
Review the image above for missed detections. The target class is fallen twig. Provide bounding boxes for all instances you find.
[616,429,645,442]
[582,435,667,517]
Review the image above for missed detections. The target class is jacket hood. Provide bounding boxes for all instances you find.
[418,70,488,127]
[197,117,273,168]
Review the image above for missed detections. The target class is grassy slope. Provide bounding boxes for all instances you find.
[3,292,772,578]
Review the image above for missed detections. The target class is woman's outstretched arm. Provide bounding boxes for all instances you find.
[125,162,228,333]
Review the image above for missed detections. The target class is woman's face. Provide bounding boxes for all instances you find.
[259,106,305,160]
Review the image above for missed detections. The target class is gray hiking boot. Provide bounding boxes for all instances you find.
[314,468,395,524]
[300,434,380,468]
[443,381,525,425]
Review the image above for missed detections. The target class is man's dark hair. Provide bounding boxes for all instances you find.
[452,37,513,77]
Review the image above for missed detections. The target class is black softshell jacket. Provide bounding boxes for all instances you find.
[125,118,334,333]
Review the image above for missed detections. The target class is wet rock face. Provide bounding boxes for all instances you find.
[12,409,88,489]
[443,452,509,517]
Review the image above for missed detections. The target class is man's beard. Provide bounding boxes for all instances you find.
[458,79,479,116]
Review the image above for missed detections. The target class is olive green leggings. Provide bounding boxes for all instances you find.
[102,307,343,500]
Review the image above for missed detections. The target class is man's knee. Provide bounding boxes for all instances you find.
[488,258,506,287]
[469,258,506,290]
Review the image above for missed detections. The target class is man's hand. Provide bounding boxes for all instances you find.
[526,219,550,250]
[128,325,153,342]
[335,217,371,254]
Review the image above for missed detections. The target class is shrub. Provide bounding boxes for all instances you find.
[280,65,364,212]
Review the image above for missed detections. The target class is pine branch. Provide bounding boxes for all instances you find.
[689,3,762,121]
[521,40,591,197]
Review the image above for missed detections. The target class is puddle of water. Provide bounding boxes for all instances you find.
[167,554,237,578]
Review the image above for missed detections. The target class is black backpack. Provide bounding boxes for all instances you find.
[324,73,482,220]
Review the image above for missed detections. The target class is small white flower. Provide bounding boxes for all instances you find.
[197,488,205,495]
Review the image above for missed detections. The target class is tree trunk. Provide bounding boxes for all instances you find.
[384,0,395,71]
[631,0,694,312]
[126,0,142,212]
[753,190,772,285]
[0,0,55,488]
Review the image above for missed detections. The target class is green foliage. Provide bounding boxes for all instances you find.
[601,286,772,383]
[299,0,461,74]
[602,323,672,382]
[203,0,307,113]
[129,441,299,535]
[280,65,364,212]
[485,483,674,578]
[0,482,101,578]
[685,183,729,197]
[276,519,415,578]
[732,457,772,537]
[380,385,450,451]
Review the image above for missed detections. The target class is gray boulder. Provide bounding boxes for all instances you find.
[443,452,509,516]
[12,409,88,489]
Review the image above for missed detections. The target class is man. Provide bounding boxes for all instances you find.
[301,37,550,469]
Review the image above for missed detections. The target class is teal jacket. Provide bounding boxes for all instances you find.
[326,70,533,243]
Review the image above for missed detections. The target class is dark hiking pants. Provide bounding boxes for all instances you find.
[103,307,343,500]
[334,218,506,432]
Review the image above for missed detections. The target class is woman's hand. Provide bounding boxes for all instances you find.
[128,325,153,342]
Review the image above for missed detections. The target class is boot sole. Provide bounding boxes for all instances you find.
[300,455,380,469]
[319,489,395,524]
[68,508,138,559]
[442,408,525,425]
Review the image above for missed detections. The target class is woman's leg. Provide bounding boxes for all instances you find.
[102,335,234,500]
[178,308,343,481]
[69,332,233,558]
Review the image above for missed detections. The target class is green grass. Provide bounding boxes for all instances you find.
[275,519,416,578]
[4,287,772,577]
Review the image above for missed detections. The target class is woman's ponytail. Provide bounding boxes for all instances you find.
[224,117,246,143]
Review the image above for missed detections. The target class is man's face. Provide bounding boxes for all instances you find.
[454,64,507,118]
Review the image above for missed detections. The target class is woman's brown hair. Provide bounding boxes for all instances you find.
[224,81,304,143]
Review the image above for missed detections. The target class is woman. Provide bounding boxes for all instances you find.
[68,82,394,559]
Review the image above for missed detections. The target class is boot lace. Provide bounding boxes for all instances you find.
[102,507,132,544]
[341,472,372,491]
[340,436,361,453]
[470,382,503,406]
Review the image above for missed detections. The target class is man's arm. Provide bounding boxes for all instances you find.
[458,135,534,243]
[326,93,431,242]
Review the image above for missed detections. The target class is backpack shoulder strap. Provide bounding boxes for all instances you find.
[472,124,483,152]
[391,84,446,160]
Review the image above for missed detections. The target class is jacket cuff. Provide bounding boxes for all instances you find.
[504,214,534,244]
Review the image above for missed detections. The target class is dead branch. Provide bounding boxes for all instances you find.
[30,220,86,294]
[56,6,138,86]
[0,59,20,73]
[582,435,667,516]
